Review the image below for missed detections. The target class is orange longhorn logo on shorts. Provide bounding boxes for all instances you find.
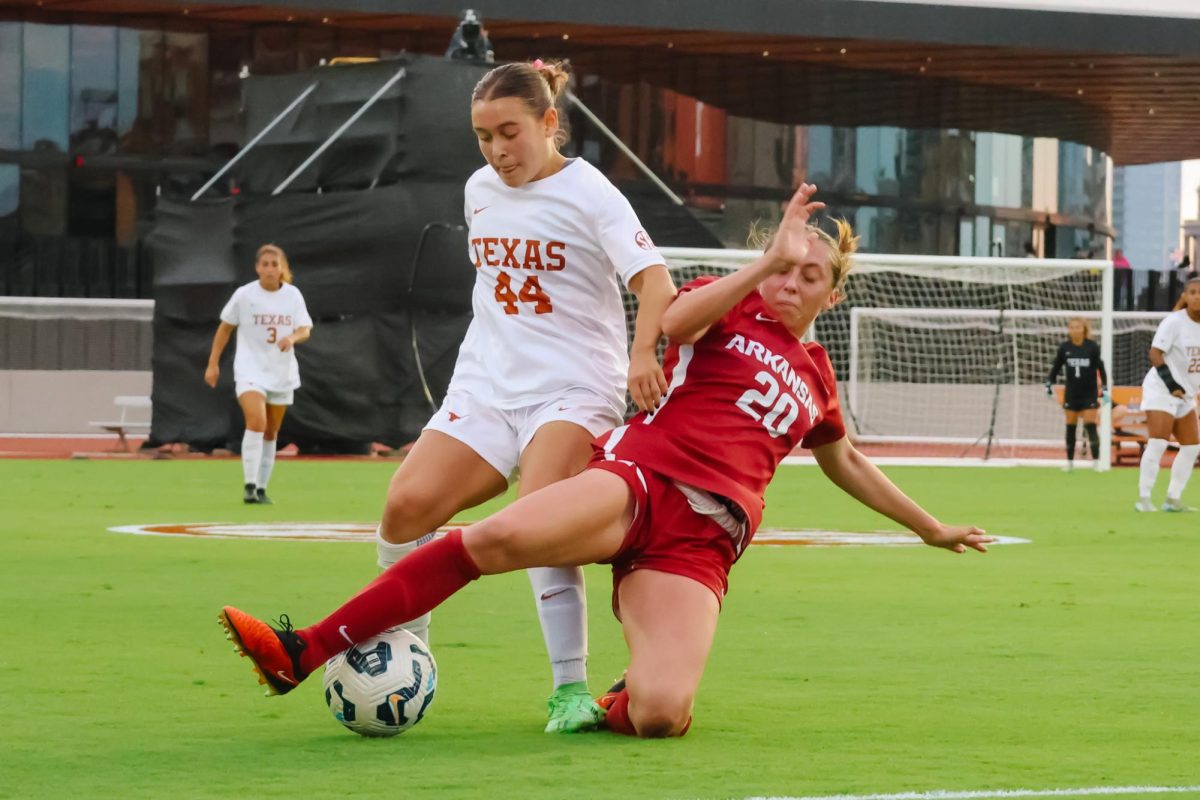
[447,411,466,422]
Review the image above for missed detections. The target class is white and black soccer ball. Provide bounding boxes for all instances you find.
[322,627,437,738]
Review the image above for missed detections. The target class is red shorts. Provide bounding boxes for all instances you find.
[587,454,737,618]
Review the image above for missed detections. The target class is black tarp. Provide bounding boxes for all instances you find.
[147,52,717,452]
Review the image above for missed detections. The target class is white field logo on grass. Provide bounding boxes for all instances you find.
[107,522,1030,547]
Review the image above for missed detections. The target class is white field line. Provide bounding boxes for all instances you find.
[738,784,1200,800]
[782,456,1078,469]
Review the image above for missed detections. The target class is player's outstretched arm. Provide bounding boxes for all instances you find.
[627,265,675,411]
[205,322,235,388]
[811,437,994,554]
[662,183,826,344]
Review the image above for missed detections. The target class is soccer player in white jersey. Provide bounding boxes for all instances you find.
[372,59,676,734]
[1135,276,1200,512]
[205,244,313,505]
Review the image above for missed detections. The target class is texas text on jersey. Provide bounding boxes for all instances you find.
[594,276,846,543]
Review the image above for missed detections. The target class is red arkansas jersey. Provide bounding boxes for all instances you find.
[594,275,845,537]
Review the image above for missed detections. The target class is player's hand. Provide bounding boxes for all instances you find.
[204,364,219,388]
[278,336,294,352]
[920,524,994,554]
[1101,389,1111,405]
[1172,388,1186,398]
[628,348,668,412]
[765,182,826,273]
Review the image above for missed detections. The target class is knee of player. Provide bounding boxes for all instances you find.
[629,687,694,738]
[380,486,444,542]
[462,516,526,571]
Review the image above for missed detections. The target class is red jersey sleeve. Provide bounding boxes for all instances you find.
[799,343,846,449]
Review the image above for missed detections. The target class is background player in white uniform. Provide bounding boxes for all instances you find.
[374,59,676,733]
[205,244,313,505]
[1135,276,1200,512]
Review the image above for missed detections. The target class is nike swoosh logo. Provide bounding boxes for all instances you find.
[557,406,570,411]
[473,206,490,215]
[540,588,570,601]
[338,625,353,645]
[755,313,778,323]
[276,670,298,685]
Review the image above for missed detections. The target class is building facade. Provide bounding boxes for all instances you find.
[0,14,1119,298]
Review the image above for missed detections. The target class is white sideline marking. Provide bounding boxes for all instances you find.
[741,785,1200,800]
[782,456,1086,469]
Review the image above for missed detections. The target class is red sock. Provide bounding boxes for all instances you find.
[297,529,480,674]
[603,688,693,737]
[603,689,637,736]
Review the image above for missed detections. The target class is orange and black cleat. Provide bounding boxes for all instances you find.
[218,606,310,696]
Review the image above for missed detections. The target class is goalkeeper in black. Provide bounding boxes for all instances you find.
[1046,317,1108,470]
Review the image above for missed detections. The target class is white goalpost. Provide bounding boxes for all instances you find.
[642,247,1134,467]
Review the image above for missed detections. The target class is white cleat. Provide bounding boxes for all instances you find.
[1134,498,1157,512]
[1161,498,1196,512]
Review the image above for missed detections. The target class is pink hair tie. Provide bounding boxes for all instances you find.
[532,58,544,69]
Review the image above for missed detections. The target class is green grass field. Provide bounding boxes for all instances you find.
[1,459,1197,800]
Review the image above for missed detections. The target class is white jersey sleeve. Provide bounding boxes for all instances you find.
[595,182,665,287]
[219,286,244,326]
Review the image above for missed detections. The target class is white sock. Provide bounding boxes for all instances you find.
[257,440,277,491]
[242,430,264,486]
[1167,444,1200,501]
[527,566,588,688]
[376,527,437,644]
[1139,438,1169,499]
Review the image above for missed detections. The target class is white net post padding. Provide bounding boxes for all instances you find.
[0,297,154,371]
[645,248,1120,466]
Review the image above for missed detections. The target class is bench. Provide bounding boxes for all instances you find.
[1051,385,1146,464]
[1109,386,1148,465]
[90,395,152,452]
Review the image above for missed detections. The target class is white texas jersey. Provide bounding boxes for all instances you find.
[449,158,664,413]
[1146,309,1200,398]
[220,281,313,391]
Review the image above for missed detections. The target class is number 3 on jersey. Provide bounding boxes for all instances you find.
[495,271,553,315]
[736,371,800,438]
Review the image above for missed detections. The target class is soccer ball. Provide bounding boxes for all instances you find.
[322,627,437,737]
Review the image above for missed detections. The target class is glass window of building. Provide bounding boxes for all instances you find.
[22,23,70,152]
[0,23,20,150]
[163,32,209,154]
[70,25,119,155]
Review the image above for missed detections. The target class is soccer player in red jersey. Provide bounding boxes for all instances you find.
[219,183,992,737]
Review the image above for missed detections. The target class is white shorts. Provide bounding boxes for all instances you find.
[1139,376,1196,419]
[424,388,623,480]
[236,381,295,406]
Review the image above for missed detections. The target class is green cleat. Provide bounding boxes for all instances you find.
[544,681,604,733]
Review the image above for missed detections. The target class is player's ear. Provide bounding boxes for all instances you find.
[823,289,843,311]
[543,106,558,139]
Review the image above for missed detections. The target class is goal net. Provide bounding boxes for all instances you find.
[636,248,1133,466]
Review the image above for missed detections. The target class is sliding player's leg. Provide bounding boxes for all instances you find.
[601,569,719,738]
[219,468,633,695]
